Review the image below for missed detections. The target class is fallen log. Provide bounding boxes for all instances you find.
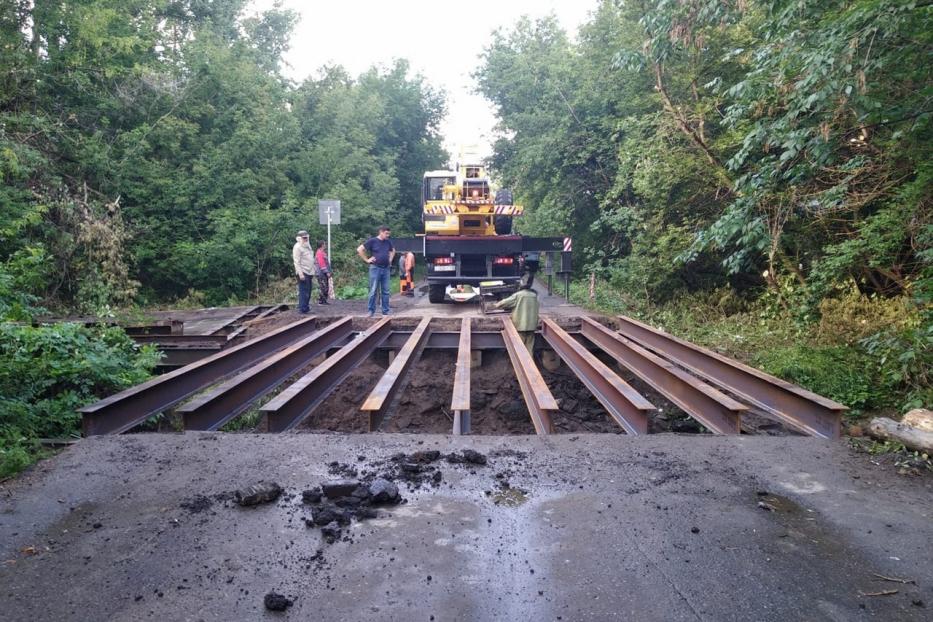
[902,408,933,433]
[867,417,933,453]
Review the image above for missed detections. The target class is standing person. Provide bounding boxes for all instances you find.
[494,283,539,354]
[292,230,314,314]
[357,226,395,317]
[399,251,415,297]
[314,240,330,305]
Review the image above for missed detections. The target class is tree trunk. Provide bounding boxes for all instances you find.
[867,417,933,453]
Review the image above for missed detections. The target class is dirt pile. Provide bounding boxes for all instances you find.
[263,591,293,611]
[233,481,282,506]
[300,478,403,543]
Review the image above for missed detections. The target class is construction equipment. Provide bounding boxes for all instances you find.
[394,159,570,303]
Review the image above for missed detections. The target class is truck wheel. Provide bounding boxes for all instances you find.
[494,216,513,235]
[428,284,446,303]
[495,189,513,205]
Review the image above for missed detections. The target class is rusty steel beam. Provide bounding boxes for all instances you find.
[378,331,590,350]
[154,346,223,370]
[501,318,558,435]
[361,317,432,431]
[131,334,235,347]
[262,318,392,433]
[179,318,353,431]
[209,305,263,336]
[225,304,288,341]
[541,319,654,435]
[124,321,183,336]
[615,315,845,438]
[580,318,744,435]
[451,318,471,435]
[381,331,503,350]
[79,316,318,435]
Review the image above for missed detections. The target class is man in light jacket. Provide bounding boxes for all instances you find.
[292,230,314,314]
[494,283,539,354]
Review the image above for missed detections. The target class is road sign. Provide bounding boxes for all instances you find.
[318,200,341,225]
[319,200,340,300]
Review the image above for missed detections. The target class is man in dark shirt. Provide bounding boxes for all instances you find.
[357,225,395,317]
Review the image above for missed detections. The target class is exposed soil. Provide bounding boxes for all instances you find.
[382,350,455,433]
[297,355,386,433]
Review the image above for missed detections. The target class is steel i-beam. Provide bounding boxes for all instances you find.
[580,318,744,434]
[541,319,654,435]
[361,316,432,431]
[451,318,472,435]
[261,318,392,433]
[501,318,558,434]
[614,315,844,438]
[79,316,318,435]
[179,317,353,431]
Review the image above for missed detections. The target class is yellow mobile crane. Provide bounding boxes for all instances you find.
[394,161,571,304]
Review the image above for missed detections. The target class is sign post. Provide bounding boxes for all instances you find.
[318,200,341,299]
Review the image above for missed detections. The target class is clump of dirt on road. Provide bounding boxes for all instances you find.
[233,481,283,506]
[263,591,293,611]
[298,449,491,543]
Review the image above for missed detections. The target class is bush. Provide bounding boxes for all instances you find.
[0,322,159,477]
[753,345,879,415]
[816,289,914,344]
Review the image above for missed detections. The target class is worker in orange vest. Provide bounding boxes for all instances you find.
[399,251,415,296]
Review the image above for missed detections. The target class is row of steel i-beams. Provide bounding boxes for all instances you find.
[79,315,845,438]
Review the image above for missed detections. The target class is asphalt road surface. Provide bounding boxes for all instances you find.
[2,434,930,621]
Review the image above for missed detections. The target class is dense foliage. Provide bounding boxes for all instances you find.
[477,0,931,410]
[0,1,445,474]
[1,0,446,310]
[0,293,159,476]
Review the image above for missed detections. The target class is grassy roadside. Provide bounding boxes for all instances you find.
[567,280,931,422]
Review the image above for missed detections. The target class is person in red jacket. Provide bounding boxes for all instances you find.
[314,241,330,305]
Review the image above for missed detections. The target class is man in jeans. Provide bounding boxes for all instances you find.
[292,230,314,313]
[357,225,395,317]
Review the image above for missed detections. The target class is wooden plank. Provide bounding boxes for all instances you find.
[361,316,432,430]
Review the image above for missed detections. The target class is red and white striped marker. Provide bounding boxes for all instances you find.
[563,237,572,252]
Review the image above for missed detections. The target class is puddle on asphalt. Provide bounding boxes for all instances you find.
[756,491,803,513]
[491,486,529,507]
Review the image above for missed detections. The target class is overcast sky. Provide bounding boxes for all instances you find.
[250,0,596,162]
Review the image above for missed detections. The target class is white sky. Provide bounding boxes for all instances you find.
[250,0,596,162]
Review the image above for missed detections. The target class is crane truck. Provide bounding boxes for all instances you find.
[393,161,571,303]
